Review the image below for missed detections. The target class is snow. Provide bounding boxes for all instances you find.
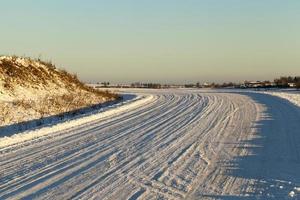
[288,187,300,198]
[0,56,116,128]
[0,94,153,149]
[0,89,300,199]
[289,191,295,197]
[263,90,300,107]
[0,56,69,102]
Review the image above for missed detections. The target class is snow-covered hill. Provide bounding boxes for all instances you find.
[0,56,118,127]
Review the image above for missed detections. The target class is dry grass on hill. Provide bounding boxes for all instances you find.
[0,56,120,127]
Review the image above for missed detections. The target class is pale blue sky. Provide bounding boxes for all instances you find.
[1,0,300,83]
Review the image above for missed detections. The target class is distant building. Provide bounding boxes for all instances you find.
[244,81,263,88]
[243,81,275,88]
[288,82,296,88]
[203,82,211,87]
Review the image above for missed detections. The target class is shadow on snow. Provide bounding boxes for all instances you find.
[204,92,300,200]
[0,94,136,138]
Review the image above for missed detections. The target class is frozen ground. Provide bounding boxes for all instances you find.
[0,89,300,199]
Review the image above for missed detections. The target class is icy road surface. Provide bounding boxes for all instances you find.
[1,90,300,199]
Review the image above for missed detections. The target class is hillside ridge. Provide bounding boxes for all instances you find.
[0,55,118,127]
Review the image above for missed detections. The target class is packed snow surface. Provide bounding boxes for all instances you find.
[0,95,151,148]
[0,89,300,199]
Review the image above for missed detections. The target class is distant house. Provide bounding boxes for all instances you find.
[244,81,264,88]
[203,82,211,87]
[288,82,296,88]
[243,81,275,88]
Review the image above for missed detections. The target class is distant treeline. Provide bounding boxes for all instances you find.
[95,76,300,89]
[183,76,300,89]
[131,83,163,89]
[274,76,300,88]
[216,76,300,89]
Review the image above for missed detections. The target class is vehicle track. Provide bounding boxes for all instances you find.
[1,90,299,199]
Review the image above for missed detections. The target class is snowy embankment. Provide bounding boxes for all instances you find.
[0,56,118,128]
[263,90,300,107]
[0,94,154,149]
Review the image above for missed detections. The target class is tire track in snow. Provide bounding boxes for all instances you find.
[1,90,288,199]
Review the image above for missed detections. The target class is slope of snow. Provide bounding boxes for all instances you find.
[0,90,299,199]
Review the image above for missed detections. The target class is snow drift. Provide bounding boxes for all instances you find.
[264,90,300,107]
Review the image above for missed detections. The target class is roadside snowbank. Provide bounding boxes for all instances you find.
[0,94,154,149]
[263,91,300,107]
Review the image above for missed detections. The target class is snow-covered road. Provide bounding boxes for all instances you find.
[0,90,299,199]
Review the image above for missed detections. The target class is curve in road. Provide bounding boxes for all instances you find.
[0,90,299,200]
